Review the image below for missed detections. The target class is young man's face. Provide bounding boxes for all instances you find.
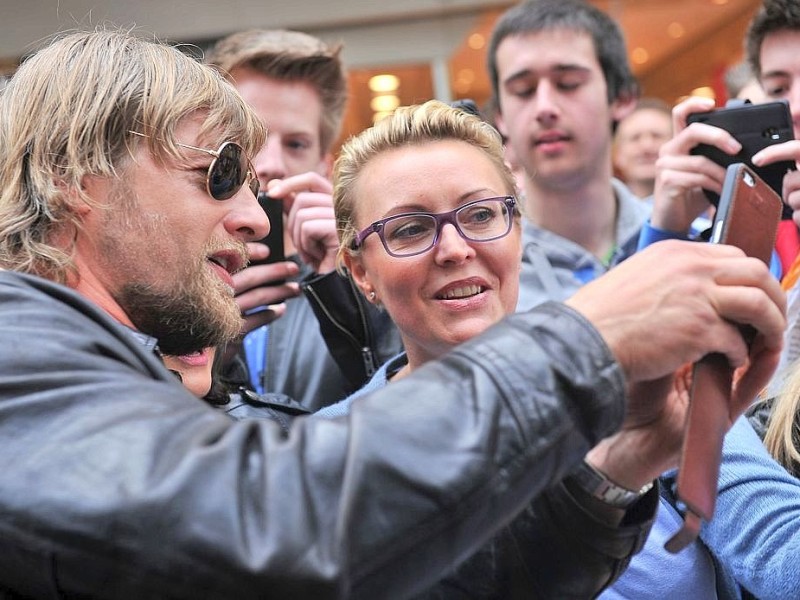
[759,28,800,139]
[493,29,632,192]
[77,115,268,355]
[230,66,330,190]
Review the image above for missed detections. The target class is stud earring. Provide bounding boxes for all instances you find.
[368,291,376,301]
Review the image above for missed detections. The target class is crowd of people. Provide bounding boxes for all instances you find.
[0,0,800,597]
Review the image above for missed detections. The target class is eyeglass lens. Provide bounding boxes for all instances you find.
[208,143,259,200]
[382,198,511,256]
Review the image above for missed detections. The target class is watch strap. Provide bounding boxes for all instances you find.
[569,460,654,509]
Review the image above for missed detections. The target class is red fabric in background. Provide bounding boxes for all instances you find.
[776,219,800,288]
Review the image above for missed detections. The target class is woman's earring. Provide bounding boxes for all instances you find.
[368,291,376,301]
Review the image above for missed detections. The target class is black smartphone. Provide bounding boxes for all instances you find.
[687,100,794,218]
[252,192,285,265]
[665,163,782,554]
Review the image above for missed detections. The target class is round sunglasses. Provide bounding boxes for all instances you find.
[129,132,259,200]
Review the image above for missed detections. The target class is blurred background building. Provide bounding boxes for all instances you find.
[0,0,762,149]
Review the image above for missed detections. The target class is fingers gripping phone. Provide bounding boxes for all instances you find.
[251,192,285,265]
[665,163,782,553]
[687,100,795,219]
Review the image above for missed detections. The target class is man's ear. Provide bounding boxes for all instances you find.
[320,152,334,179]
[494,110,509,139]
[60,175,96,217]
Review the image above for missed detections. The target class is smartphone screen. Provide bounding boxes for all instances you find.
[687,100,794,217]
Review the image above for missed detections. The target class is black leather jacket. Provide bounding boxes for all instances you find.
[301,269,403,392]
[0,271,654,599]
[223,262,403,413]
[216,387,657,599]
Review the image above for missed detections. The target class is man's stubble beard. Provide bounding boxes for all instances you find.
[98,183,245,356]
[120,259,243,356]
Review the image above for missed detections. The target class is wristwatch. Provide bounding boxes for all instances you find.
[569,460,655,509]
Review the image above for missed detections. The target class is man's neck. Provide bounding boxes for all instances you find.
[523,174,619,260]
[626,178,654,200]
[69,255,135,329]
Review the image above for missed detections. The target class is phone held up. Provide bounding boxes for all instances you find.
[251,192,285,266]
[665,163,782,554]
[687,99,794,218]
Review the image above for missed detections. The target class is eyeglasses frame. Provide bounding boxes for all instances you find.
[352,195,517,258]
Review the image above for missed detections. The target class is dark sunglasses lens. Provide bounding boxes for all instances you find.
[208,143,245,200]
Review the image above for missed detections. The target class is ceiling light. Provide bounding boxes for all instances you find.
[373,111,394,123]
[631,47,649,65]
[370,94,400,112]
[667,22,685,39]
[468,33,485,50]
[457,68,475,85]
[368,74,400,93]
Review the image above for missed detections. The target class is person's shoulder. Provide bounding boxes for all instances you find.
[0,270,78,305]
[0,270,145,352]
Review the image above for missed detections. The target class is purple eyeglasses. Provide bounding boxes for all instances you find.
[352,196,516,258]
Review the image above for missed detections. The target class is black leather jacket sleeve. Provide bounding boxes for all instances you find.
[0,272,633,599]
[413,480,657,600]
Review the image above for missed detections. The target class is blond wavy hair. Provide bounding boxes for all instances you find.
[764,362,800,476]
[0,28,265,283]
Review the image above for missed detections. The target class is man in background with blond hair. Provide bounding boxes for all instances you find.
[206,29,401,411]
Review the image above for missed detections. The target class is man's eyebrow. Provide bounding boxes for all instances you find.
[551,64,591,74]
[503,63,591,86]
[760,69,790,80]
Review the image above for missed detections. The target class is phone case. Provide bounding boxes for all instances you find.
[709,162,783,263]
[665,163,782,554]
[687,100,794,218]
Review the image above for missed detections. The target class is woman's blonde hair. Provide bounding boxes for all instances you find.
[764,361,800,476]
[0,28,265,283]
[332,99,517,273]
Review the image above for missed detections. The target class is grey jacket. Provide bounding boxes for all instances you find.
[517,179,651,311]
[0,271,652,599]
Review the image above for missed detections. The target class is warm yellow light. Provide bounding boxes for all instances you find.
[372,111,394,123]
[454,80,471,95]
[631,47,649,65]
[691,86,716,99]
[370,94,400,112]
[468,33,485,50]
[368,74,400,93]
[711,0,729,5]
[667,22,685,39]
[457,68,475,85]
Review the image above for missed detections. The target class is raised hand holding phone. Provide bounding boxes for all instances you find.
[665,163,782,553]
[687,100,795,218]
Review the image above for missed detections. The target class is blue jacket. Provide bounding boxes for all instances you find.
[602,416,800,599]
